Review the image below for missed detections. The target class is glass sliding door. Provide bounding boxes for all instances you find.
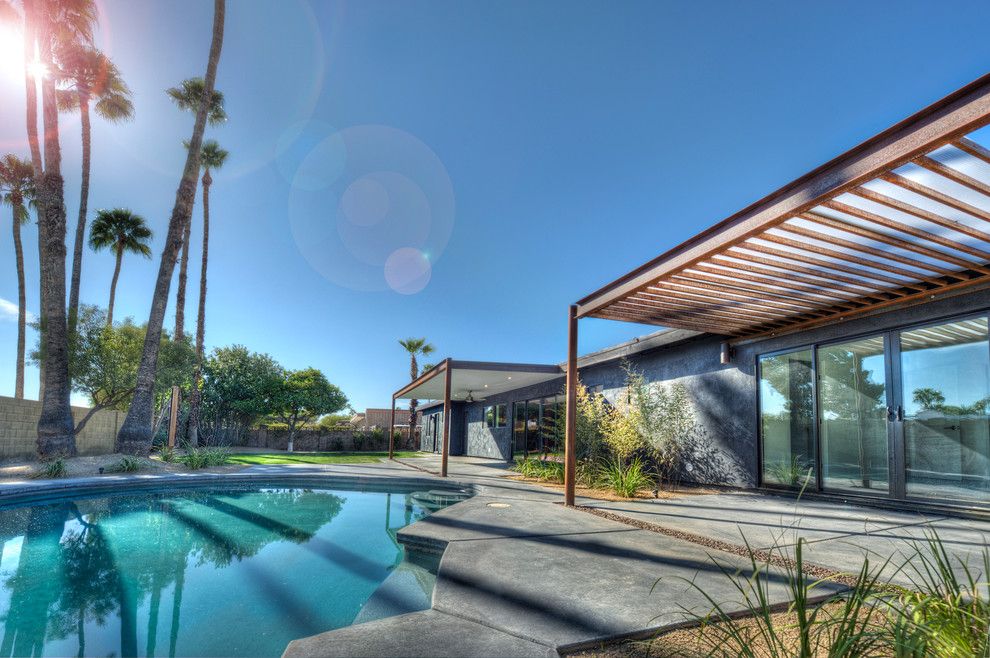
[818,336,890,494]
[759,349,816,488]
[899,318,990,503]
[512,402,526,455]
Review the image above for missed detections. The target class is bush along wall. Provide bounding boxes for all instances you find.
[240,427,417,452]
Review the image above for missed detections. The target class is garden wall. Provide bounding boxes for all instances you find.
[240,427,419,452]
[0,395,125,459]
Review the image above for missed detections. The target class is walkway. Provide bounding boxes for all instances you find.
[283,454,990,657]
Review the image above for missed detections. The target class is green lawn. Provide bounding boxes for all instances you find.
[228,451,422,465]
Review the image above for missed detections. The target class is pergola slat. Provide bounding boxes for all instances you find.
[621,293,792,323]
[913,154,990,198]
[691,262,874,304]
[882,171,990,224]
[759,232,954,284]
[848,187,990,244]
[720,248,907,297]
[954,137,990,165]
[799,211,990,275]
[677,269,863,310]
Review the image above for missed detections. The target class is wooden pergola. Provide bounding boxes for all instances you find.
[563,73,990,505]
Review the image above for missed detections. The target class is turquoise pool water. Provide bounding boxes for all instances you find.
[0,483,467,657]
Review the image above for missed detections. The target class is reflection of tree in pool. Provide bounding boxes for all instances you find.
[0,505,66,657]
[0,489,347,658]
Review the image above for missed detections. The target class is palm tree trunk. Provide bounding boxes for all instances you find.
[107,245,123,327]
[116,0,225,456]
[187,172,211,447]
[173,212,192,340]
[67,92,92,338]
[22,0,45,403]
[408,354,418,437]
[12,205,26,399]
[35,0,76,458]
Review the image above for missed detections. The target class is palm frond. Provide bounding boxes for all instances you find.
[166,77,226,125]
[201,139,229,170]
[89,208,152,255]
[94,92,134,122]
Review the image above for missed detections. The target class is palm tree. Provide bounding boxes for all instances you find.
[116,0,226,456]
[186,140,228,446]
[30,0,97,457]
[398,338,435,438]
[56,45,133,336]
[0,155,35,399]
[166,78,226,341]
[88,209,152,326]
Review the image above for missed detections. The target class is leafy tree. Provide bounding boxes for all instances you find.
[167,80,226,341]
[117,0,226,456]
[199,345,282,444]
[37,305,195,435]
[186,139,229,446]
[398,337,434,433]
[268,368,348,452]
[0,154,34,399]
[88,208,152,325]
[56,45,133,335]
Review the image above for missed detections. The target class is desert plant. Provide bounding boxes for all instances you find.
[158,444,177,463]
[686,538,892,658]
[602,456,652,497]
[887,531,990,657]
[513,457,565,483]
[37,459,67,479]
[106,456,141,473]
[179,444,228,469]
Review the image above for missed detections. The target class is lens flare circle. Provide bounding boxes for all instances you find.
[385,247,432,295]
[287,124,455,293]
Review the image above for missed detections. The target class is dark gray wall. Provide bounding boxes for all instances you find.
[443,287,990,489]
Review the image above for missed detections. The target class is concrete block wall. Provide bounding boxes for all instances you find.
[0,395,124,459]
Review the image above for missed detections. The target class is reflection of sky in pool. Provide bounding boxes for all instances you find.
[0,486,462,657]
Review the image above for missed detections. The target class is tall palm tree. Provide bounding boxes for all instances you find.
[30,0,96,457]
[398,338,435,437]
[88,208,152,326]
[166,78,226,341]
[116,0,226,456]
[56,46,134,336]
[0,155,35,399]
[186,140,228,446]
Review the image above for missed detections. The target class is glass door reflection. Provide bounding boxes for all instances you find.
[900,318,990,503]
[817,336,890,494]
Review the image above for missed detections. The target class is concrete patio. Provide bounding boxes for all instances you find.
[281,454,990,657]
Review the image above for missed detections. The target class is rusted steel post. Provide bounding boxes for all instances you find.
[564,305,578,506]
[441,360,452,477]
[388,397,396,459]
[167,385,180,448]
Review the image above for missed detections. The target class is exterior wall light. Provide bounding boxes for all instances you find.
[720,342,734,365]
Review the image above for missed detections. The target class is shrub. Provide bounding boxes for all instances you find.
[602,456,652,497]
[107,456,142,473]
[513,457,564,483]
[36,458,66,479]
[181,445,230,469]
[158,444,177,463]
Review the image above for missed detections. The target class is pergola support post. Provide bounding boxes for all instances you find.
[387,396,396,459]
[441,360,452,477]
[564,305,578,506]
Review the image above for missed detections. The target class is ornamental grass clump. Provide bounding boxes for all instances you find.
[675,529,989,658]
[107,456,142,473]
[36,458,67,479]
[513,457,564,483]
[601,455,652,498]
[181,444,230,469]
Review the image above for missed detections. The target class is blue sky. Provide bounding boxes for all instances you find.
[2,0,990,411]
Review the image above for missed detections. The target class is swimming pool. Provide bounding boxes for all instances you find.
[0,480,469,657]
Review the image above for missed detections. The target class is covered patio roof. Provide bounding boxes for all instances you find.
[393,359,562,402]
[575,74,990,341]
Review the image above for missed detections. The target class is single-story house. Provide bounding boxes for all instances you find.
[390,73,990,515]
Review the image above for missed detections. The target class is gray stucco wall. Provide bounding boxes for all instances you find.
[447,286,990,489]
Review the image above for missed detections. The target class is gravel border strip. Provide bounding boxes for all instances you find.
[573,505,860,587]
